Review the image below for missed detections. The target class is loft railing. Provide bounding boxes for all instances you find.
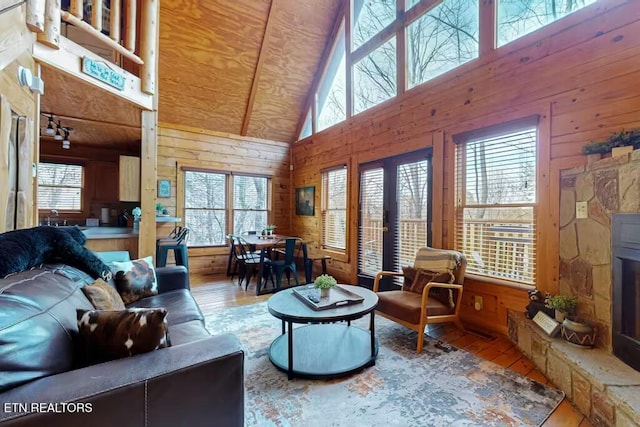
[26,0,157,95]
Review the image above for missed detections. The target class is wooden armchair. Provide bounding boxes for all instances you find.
[373,247,467,353]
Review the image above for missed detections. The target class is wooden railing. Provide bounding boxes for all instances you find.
[360,218,534,283]
[26,0,157,94]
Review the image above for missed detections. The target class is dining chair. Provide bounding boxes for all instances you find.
[373,247,466,353]
[264,237,305,290]
[235,236,272,291]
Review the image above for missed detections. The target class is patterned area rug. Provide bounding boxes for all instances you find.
[204,302,564,427]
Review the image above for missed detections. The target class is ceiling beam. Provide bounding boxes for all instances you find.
[241,0,277,136]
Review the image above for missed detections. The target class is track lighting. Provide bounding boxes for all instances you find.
[54,122,63,140]
[61,127,72,149]
[45,115,55,136]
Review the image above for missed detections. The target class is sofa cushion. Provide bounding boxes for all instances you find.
[76,308,170,365]
[113,256,158,304]
[167,320,211,346]
[0,268,95,392]
[82,279,126,310]
[127,289,204,326]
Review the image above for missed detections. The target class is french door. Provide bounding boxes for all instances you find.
[358,149,432,289]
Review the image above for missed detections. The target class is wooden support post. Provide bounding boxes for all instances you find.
[69,0,83,18]
[92,0,102,31]
[110,0,121,43]
[37,0,61,49]
[140,0,158,94]
[60,11,144,64]
[26,0,46,33]
[126,0,137,52]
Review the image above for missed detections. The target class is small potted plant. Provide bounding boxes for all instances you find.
[314,274,337,298]
[265,224,277,236]
[561,316,596,347]
[545,295,577,322]
[155,202,168,216]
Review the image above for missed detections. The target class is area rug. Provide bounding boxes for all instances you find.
[204,302,564,427]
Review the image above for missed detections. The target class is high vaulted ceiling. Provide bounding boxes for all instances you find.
[158,0,342,143]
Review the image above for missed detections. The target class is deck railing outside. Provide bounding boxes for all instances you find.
[26,0,157,95]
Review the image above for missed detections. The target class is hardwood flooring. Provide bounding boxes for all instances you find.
[190,274,592,427]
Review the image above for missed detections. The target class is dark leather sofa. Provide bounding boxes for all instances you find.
[0,263,244,427]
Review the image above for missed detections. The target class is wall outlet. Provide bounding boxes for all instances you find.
[576,201,588,219]
[474,295,483,311]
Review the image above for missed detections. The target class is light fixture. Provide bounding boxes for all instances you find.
[54,121,63,140]
[61,127,72,149]
[45,114,55,136]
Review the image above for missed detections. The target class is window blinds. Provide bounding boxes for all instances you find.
[37,163,83,211]
[322,167,347,250]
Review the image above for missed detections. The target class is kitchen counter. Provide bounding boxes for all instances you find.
[82,227,138,239]
[156,216,182,223]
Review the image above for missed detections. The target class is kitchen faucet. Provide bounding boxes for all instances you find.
[51,209,59,226]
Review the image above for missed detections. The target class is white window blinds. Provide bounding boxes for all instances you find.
[37,163,83,211]
[455,123,537,285]
[322,166,347,251]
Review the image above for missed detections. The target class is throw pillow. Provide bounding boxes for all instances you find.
[401,266,420,291]
[408,269,455,294]
[76,308,170,365]
[81,279,126,310]
[112,256,158,304]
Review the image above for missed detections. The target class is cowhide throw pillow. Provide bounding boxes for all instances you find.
[112,256,158,304]
[76,308,170,365]
[82,279,126,310]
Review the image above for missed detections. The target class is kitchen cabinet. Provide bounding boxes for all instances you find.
[119,155,140,202]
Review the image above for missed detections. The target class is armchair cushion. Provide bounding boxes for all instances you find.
[376,291,453,324]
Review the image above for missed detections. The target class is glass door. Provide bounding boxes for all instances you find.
[358,150,432,289]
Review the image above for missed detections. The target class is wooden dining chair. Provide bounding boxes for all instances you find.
[373,247,467,353]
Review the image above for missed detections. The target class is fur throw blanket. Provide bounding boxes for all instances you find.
[0,226,112,281]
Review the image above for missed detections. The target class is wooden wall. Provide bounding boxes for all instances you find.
[291,0,640,335]
[157,124,291,275]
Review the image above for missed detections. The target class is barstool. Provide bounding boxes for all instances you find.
[156,227,189,270]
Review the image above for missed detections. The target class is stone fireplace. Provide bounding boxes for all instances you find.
[508,151,640,426]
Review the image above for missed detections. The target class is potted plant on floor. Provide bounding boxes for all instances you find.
[314,274,337,298]
[545,295,577,322]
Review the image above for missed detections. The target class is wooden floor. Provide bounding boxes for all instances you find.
[190,274,593,427]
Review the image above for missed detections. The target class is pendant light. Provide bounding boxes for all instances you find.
[45,114,55,136]
[54,121,63,140]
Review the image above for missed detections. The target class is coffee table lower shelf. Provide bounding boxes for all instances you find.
[268,323,378,379]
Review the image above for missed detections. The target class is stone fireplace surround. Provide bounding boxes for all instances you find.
[508,151,640,426]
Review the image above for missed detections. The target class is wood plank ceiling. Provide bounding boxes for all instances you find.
[158,0,342,143]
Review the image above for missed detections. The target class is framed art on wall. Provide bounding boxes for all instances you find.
[295,186,315,216]
[158,180,171,198]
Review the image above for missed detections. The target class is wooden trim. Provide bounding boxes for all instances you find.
[479,0,496,55]
[140,0,159,94]
[536,104,552,292]
[241,0,277,136]
[37,0,60,49]
[59,10,144,65]
[350,21,399,65]
[404,0,442,24]
[26,0,46,33]
[139,110,158,259]
[344,1,352,120]
[432,131,444,248]
[40,113,142,130]
[396,0,406,95]
[33,38,152,110]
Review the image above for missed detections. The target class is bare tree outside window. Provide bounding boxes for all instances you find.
[497,0,596,46]
[233,175,268,234]
[352,0,396,51]
[317,25,346,132]
[353,37,397,114]
[184,171,226,246]
[322,168,347,250]
[407,0,479,89]
[37,163,83,211]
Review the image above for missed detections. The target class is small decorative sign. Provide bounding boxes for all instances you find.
[81,56,125,91]
[158,180,171,198]
[532,311,561,337]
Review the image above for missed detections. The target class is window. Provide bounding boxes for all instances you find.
[455,119,538,285]
[322,166,348,251]
[300,109,312,139]
[352,0,396,51]
[497,0,597,47]
[233,175,268,234]
[37,163,83,211]
[183,170,270,246]
[353,36,397,115]
[407,0,479,89]
[317,22,346,132]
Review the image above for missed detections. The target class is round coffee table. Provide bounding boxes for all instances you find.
[267,285,378,380]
